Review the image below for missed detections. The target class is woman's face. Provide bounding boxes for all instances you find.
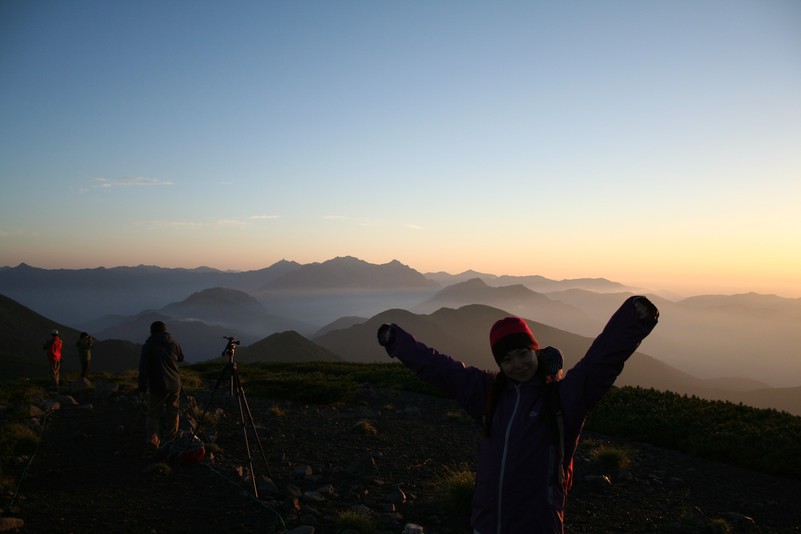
[499,347,539,383]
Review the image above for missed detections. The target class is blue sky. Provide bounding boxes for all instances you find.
[1,1,800,298]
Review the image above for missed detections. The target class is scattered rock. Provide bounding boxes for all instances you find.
[293,464,313,477]
[346,453,378,479]
[0,517,24,531]
[25,405,45,418]
[93,382,119,398]
[6,387,801,533]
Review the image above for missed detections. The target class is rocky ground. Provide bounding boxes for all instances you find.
[2,381,801,534]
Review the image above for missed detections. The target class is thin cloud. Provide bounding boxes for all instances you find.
[0,228,39,237]
[92,177,174,188]
[144,220,204,230]
[215,219,248,228]
[407,224,426,230]
[216,215,280,227]
[139,215,279,230]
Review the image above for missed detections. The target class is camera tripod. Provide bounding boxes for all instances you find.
[180,336,273,498]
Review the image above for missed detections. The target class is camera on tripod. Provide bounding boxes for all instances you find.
[221,336,241,358]
[176,332,272,496]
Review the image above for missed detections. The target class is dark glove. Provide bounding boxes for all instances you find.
[633,296,659,323]
[538,346,563,375]
[377,323,395,348]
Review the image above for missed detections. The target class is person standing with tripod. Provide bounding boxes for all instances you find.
[138,321,185,452]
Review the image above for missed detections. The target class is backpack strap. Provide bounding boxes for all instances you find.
[548,381,566,487]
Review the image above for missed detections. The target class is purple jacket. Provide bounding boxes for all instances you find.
[382,296,658,533]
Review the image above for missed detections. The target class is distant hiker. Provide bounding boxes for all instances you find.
[76,332,94,380]
[377,296,659,534]
[138,321,185,451]
[42,329,63,388]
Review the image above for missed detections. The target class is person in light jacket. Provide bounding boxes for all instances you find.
[377,296,659,534]
[138,321,184,450]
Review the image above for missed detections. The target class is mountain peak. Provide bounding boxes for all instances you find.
[261,257,437,290]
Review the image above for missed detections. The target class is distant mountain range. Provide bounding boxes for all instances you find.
[3,292,798,417]
[0,257,632,325]
[2,255,800,392]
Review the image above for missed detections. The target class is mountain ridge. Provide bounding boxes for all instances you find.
[2,293,800,415]
[2,256,800,387]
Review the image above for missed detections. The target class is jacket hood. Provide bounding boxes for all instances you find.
[146,331,174,344]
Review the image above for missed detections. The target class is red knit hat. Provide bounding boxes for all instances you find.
[489,317,540,364]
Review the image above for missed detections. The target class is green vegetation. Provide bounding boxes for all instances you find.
[585,386,801,478]
[184,360,444,404]
[350,419,378,436]
[335,509,378,533]
[584,440,633,474]
[435,463,475,517]
[0,382,47,407]
[445,410,470,423]
[0,423,38,458]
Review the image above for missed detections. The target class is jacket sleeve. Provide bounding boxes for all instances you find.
[561,296,658,420]
[175,342,185,363]
[383,324,491,421]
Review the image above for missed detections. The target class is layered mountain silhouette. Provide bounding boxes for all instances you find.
[0,261,301,324]
[2,256,800,391]
[3,291,800,416]
[235,331,342,363]
[414,278,601,334]
[82,288,315,360]
[424,270,635,294]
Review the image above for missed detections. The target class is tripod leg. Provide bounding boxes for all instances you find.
[236,376,273,479]
[231,368,261,498]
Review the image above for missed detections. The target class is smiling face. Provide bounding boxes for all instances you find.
[499,347,539,383]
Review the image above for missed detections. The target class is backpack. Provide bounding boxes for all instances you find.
[163,432,206,464]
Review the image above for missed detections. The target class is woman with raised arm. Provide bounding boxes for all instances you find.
[377,296,659,534]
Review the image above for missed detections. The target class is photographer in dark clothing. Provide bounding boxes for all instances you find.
[76,332,94,380]
[138,321,184,451]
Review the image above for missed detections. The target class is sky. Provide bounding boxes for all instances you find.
[1,1,800,299]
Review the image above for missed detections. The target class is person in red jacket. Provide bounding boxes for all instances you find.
[377,296,659,534]
[42,329,63,388]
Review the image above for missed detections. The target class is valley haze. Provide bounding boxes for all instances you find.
[2,256,800,419]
